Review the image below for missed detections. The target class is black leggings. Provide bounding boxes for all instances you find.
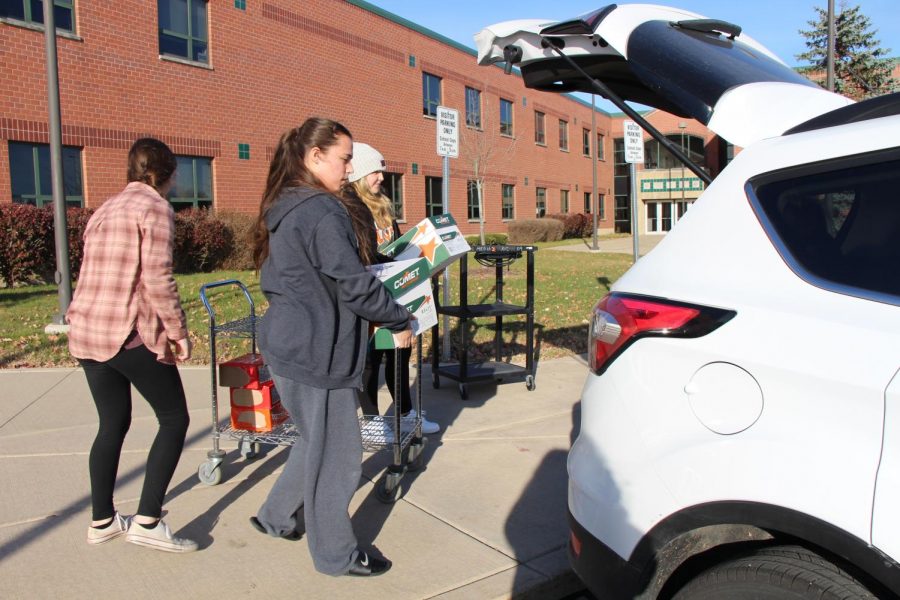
[79,345,189,521]
[362,346,412,415]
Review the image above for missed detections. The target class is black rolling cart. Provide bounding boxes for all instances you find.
[431,245,537,399]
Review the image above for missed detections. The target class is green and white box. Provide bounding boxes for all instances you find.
[367,257,437,349]
[379,213,470,276]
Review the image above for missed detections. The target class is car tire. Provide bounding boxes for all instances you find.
[673,544,877,600]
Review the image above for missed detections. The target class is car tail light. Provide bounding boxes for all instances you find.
[588,293,735,375]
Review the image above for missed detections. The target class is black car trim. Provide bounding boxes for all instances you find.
[784,92,900,135]
[746,146,900,308]
[630,501,900,597]
[570,503,900,598]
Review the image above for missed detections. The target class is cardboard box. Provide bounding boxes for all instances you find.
[229,380,279,410]
[379,213,470,276]
[231,401,289,432]
[219,353,270,390]
[367,257,438,349]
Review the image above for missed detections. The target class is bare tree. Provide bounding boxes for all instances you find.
[460,87,523,244]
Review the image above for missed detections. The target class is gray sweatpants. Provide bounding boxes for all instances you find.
[257,373,362,575]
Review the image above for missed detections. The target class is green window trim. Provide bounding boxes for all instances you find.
[0,0,75,33]
[168,155,213,210]
[9,141,84,207]
[158,0,209,64]
[238,143,250,160]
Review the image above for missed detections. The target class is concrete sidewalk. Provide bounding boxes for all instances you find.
[0,356,588,600]
[547,234,664,257]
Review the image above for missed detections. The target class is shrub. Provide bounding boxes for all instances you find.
[507,218,565,243]
[173,208,234,273]
[464,232,508,246]
[66,206,95,279]
[546,212,593,239]
[0,204,54,287]
[217,211,256,271]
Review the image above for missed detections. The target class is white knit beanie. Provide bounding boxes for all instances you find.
[348,142,386,183]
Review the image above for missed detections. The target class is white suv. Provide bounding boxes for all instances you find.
[477,5,900,599]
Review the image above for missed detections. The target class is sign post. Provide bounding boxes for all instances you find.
[436,106,459,361]
[623,120,644,262]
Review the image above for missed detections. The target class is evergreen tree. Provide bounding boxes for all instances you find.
[796,1,895,99]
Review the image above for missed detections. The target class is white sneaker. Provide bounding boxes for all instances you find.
[404,409,440,435]
[87,512,129,545]
[125,519,198,553]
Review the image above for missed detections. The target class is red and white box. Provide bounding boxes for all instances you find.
[218,353,270,390]
[229,380,288,432]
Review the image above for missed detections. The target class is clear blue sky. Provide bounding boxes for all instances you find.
[367,1,900,69]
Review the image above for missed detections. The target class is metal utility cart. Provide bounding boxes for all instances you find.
[431,245,537,399]
[196,279,426,503]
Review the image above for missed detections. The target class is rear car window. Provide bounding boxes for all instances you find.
[750,150,900,304]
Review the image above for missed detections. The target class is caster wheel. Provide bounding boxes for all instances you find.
[458,383,468,400]
[197,461,223,486]
[375,477,401,503]
[525,375,536,391]
[240,439,260,460]
[406,441,426,472]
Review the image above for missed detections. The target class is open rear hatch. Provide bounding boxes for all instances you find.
[475,4,854,147]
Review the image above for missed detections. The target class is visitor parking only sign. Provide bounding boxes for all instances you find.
[436,106,459,158]
[623,120,644,164]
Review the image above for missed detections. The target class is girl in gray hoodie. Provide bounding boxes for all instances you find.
[250,118,413,577]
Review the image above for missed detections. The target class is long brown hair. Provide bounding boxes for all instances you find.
[127,138,176,193]
[350,177,394,231]
[252,118,352,270]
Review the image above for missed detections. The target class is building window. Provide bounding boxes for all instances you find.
[535,187,546,218]
[467,180,480,220]
[9,141,83,207]
[1,0,75,32]
[465,87,481,128]
[169,155,213,210]
[534,111,545,145]
[597,133,605,160]
[599,193,606,220]
[560,189,569,214]
[158,0,209,63]
[559,119,569,151]
[584,192,591,214]
[425,176,442,217]
[234,0,246,9]
[644,134,705,169]
[237,143,250,160]
[582,129,591,156]
[382,172,404,221]
[422,72,442,117]
[502,184,515,220]
[500,98,513,136]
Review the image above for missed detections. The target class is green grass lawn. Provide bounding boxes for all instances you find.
[0,241,633,368]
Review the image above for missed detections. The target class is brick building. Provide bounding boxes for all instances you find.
[1,0,652,236]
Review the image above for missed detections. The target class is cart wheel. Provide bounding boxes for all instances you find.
[197,461,223,486]
[406,441,426,472]
[432,373,440,389]
[239,439,260,460]
[458,383,468,400]
[375,477,401,503]
[526,375,536,391]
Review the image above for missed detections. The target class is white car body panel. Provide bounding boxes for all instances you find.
[873,370,900,560]
[569,114,900,561]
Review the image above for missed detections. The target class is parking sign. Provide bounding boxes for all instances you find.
[436,106,459,158]
[623,120,644,164]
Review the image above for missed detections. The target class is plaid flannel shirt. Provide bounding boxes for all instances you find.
[67,182,187,363]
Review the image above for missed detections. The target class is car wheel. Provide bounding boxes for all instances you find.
[673,545,877,600]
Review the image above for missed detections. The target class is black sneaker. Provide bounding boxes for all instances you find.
[346,550,391,577]
[249,516,302,541]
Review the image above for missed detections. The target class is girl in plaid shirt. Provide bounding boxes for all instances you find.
[69,138,196,553]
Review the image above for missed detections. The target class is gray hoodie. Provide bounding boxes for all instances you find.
[259,186,410,390]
